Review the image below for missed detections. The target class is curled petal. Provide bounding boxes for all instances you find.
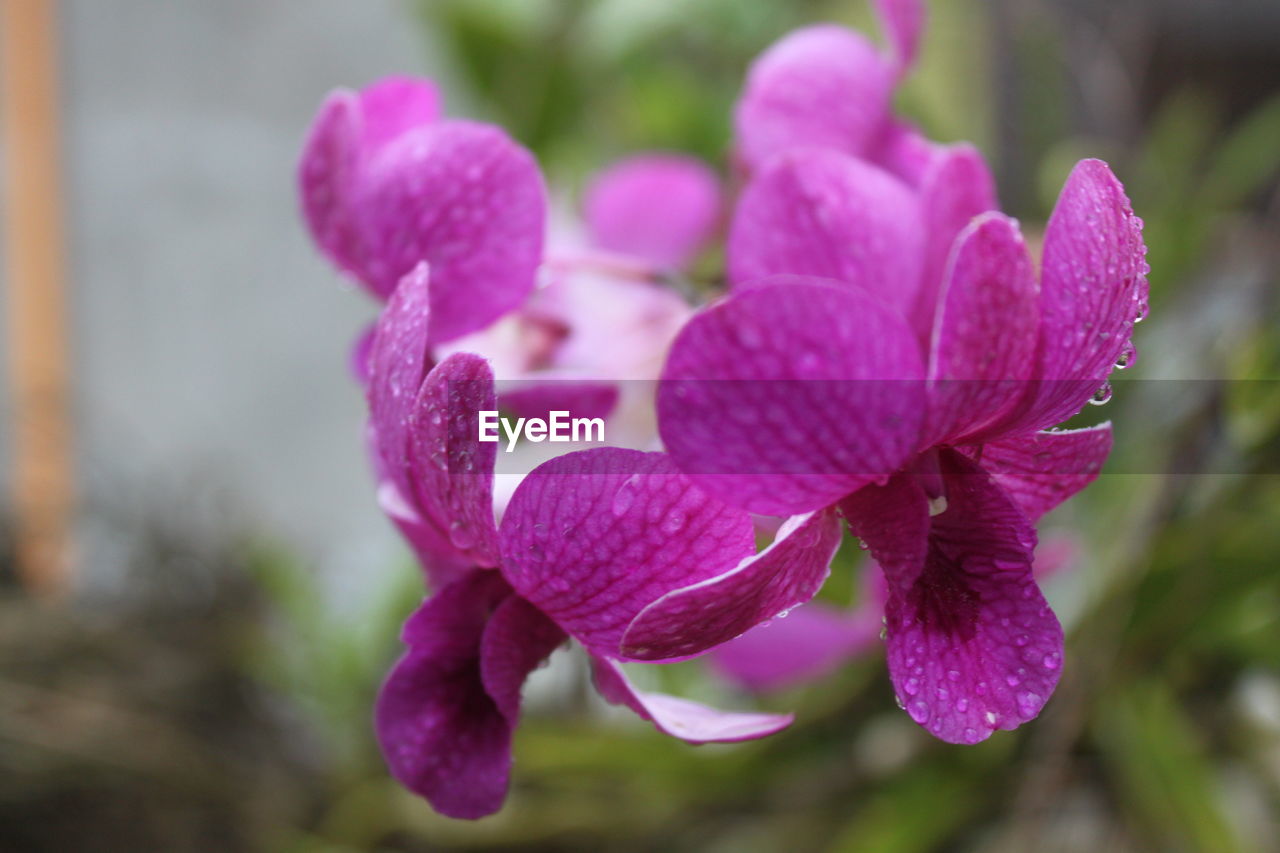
[734,25,894,171]
[368,263,434,503]
[298,78,442,296]
[1003,159,1148,432]
[585,154,722,269]
[910,144,1000,338]
[356,76,442,150]
[845,451,1061,743]
[375,572,515,819]
[590,656,793,742]
[358,120,547,339]
[407,352,501,567]
[728,150,924,317]
[709,599,882,692]
[924,213,1038,445]
[658,280,927,516]
[499,449,755,655]
[622,508,843,660]
[481,595,567,725]
[968,424,1112,521]
[873,0,925,74]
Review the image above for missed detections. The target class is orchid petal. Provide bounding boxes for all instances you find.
[658,280,927,516]
[356,76,441,150]
[299,91,366,287]
[590,656,793,742]
[969,424,1112,521]
[499,449,755,656]
[622,508,843,660]
[728,150,924,317]
[910,144,1000,337]
[1004,159,1148,432]
[407,352,501,567]
[481,595,567,725]
[873,0,925,74]
[734,25,894,171]
[924,213,1038,445]
[358,120,546,339]
[367,263,433,503]
[846,451,1061,743]
[585,154,722,269]
[375,571,515,820]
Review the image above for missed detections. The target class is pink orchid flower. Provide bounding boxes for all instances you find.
[633,155,1147,744]
[711,536,1078,693]
[366,270,842,818]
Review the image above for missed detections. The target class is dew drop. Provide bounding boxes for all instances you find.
[984,711,998,726]
[904,677,920,697]
[1016,691,1042,715]
[955,698,969,713]
[947,670,960,682]
[1014,634,1030,648]
[1088,382,1112,406]
[448,520,474,550]
[963,727,977,741]
[661,510,687,534]
[1115,343,1137,370]
[908,700,931,724]
[1134,298,1149,323]
[1042,652,1061,670]
[894,694,905,710]
[610,474,641,517]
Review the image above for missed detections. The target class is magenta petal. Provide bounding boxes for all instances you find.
[622,508,843,660]
[728,150,924,317]
[357,76,441,150]
[910,144,1000,338]
[873,0,925,73]
[299,91,368,289]
[358,120,546,340]
[496,380,620,425]
[584,154,722,269]
[407,352,501,568]
[923,213,1038,445]
[375,571,515,820]
[840,474,932,595]
[368,263,434,503]
[498,449,756,656]
[590,656,793,742]
[480,595,567,726]
[970,424,1112,521]
[851,451,1062,743]
[734,25,894,171]
[1009,159,1148,431]
[658,280,926,516]
[709,600,881,692]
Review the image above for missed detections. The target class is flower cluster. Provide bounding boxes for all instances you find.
[299,0,1147,819]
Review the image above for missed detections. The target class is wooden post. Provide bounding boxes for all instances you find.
[2,0,74,597]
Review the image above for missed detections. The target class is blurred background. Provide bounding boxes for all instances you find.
[1,0,1278,850]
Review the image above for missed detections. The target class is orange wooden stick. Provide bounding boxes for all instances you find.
[2,0,74,597]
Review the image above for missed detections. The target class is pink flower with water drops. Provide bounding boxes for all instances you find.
[640,157,1147,744]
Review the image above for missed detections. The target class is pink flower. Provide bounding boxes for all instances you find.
[638,157,1147,744]
[366,267,842,818]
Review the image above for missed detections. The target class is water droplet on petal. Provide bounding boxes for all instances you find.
[904,677,920,696]
[1088,382,1112,406]
[908,700,930,724]
[1115,343,1137,370]
[955,698,969,713]
[1042,652,1061,670]
[448,520,474,550]
[611,474,641,517]
[947,670,960,682]
[661,510,687,534]
[1016,691,1042,716]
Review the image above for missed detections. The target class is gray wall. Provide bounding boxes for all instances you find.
[47,1,452,595]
